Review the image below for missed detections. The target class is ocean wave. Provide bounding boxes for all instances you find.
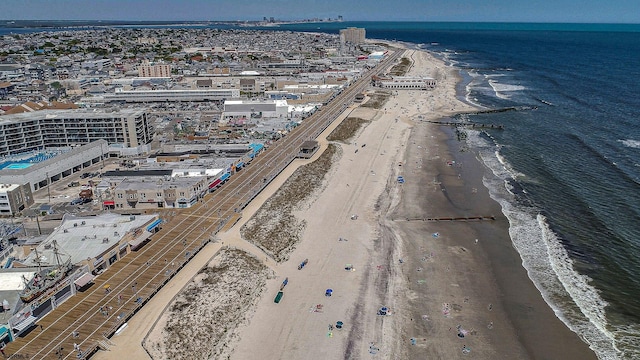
[538,215,621,359]
[619,139,640,149]
[488,79,527,92]
[569,134,640,187]
[467,131,622,359]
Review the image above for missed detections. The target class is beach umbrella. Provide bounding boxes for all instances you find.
[325,288,333,296]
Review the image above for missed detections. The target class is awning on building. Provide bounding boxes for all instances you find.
[208,178,221,189]
[74,273,95,288]
[103,201,115,206]
[146,219,162,232]
[12,315,37,333]
[129,231,153,250]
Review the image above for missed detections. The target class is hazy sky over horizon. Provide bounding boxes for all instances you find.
[1,0,639,23]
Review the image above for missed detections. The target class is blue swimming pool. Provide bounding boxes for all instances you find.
[0,151,61,170]
[3,163,33,170]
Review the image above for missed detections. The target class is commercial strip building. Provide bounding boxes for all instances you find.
[222,99,289,120]
[110,172,209,210]
[99,143,264,210]
[102,88,240,103]
[373,75,437,90]
[14,213,160,274]
[0,213,161,339]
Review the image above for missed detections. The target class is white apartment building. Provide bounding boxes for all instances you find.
[81,59,113,70]
[0,109,151,154]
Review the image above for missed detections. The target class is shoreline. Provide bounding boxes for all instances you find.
[391,121,597,359]
[91,47,597,359]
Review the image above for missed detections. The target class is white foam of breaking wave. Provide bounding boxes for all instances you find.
[487,79,527,100]
[619,139,640,149]
[464,71,484,107]
[488,79,527,92]
[466,130,621,359]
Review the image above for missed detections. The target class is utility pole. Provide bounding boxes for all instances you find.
[46,171,50,203]
[101,142,105,169]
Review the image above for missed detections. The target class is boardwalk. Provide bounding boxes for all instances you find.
[6,50,402,360]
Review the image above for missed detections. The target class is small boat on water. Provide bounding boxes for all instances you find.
[19,240,74,303]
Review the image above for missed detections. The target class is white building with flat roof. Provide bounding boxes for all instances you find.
[377,76,437,90]
[15,213,159,274]
[103,88,240,103]
[223,99,288,120]
[0,140,108,193]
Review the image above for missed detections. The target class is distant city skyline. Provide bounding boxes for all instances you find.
[1,0,639,24]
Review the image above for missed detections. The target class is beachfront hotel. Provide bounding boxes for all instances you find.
[0,108,151,155]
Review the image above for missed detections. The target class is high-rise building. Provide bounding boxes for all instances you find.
[340,27,366,45]
[138,62,171,78]
[0,109,151,153]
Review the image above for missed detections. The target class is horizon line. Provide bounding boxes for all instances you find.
[1,19,640,25]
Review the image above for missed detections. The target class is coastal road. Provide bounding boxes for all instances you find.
[6,49,403,359]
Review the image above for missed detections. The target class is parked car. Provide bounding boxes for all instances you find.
[68,181,80,187]
[70,198,83,205]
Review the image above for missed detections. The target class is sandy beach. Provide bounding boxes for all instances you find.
[93,47,596,360]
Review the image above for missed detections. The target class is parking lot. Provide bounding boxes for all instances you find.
[27,158,120,216]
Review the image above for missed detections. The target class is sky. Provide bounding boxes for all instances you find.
[1,0,639,23]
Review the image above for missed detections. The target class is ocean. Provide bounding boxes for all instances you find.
[2,21,639,359]
[272,22,640,359]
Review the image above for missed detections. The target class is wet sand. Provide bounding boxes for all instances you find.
[390,122,597,359]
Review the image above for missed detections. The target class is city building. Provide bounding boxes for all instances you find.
[0,183,33,215]
[340,27,366,45]
[14,213,160,273]
[222,99,289,120]
[374,76,437,90]
[138,62,171,78]
[81,59,112,70]
[103,88,239,103]
[0,140,108,193]
[0,109,151,154]
[112,175,209,210]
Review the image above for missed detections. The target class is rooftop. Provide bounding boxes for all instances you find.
[18,213,157,267]
[0,108,146,125]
